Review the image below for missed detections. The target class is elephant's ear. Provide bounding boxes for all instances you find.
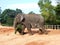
[20,15,25,22]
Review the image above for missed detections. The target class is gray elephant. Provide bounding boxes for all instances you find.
[13,13,47,35]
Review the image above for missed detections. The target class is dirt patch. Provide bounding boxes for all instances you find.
[0,26,60,35]
[0,26,60,45]
[25,41,49,45]
[0,26,14,34]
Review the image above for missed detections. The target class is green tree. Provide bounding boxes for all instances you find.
[28,11,35,14]
[1,8,23,26]
[1,9,16,26]
[16,8,23,14]
[0,7,2,22]
[38,0,56,25]
[0,7,2,15]
[55,3,60,24]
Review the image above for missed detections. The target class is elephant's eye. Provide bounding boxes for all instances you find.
[22,18,25,22]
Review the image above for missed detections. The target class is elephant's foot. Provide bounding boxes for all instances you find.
[20,32,27,35]
[15,30,17,34]
[38,31,44,34]
[15,32,17,34]
[39,29,48,34]
[20,32,24,35]
[39,30,48,34]
[29,34,33,35]
[39,29,44,34]
[29,32,33,35]
[44,31,48,34]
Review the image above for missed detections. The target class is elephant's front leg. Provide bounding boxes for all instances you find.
[14,23,18,34]
[20,24,25,35]
[15,28,17,34]
[26,24,33,35]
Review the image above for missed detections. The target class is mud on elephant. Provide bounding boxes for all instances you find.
[13,14,48,35]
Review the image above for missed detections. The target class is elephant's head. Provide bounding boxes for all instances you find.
[16,14,25,24]
[13,14,25,28]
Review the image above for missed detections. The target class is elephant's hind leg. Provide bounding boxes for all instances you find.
[39,26,48,34]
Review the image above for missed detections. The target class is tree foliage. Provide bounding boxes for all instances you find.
[0,7,2,15]
[16,8,23,14]
[38,0,56,25]
[0,7,2,22]
[0,9,23,26]
[55,3,60,24]
[28,11,35,14]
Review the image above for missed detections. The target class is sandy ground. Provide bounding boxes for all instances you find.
[0,26,60,45]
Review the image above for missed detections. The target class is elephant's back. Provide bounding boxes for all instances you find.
[25,14,44,21]
[26,14,43,19]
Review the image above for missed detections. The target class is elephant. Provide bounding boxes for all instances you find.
[13,13,48,35]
